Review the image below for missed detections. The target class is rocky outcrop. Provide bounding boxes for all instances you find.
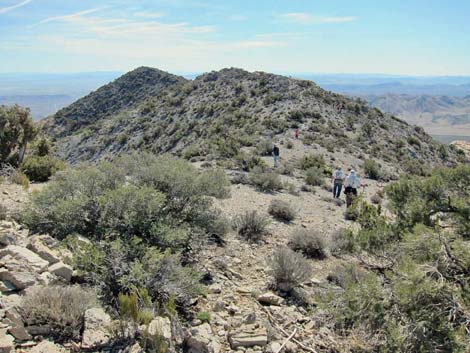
[0,329,14,353]
[81,308,111,349]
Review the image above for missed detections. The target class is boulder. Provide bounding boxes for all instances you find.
[186,323,221,353]
[81,308,111,349]
[5,309,31,341]
[0,232,17,247]
[48,262,73,282]
[27,235,61,265]
[228,325,268,349]
[30,340,66,353]
[257,292,284,306]
[0,329,14,353]
[147,317,172,341]
[0,269,37,290]
[0,246,48,273]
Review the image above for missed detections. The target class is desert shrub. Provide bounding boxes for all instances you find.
[72,238,201,307]
[326,263,367,288]
[329,228,355,255]
[407,136,421,147]
[10,170,29,189]
[233,211,269,241]
[0,105,37,166]
[268,199,296,222]
[34,137,51,157]
[268,246,311,292]
[278,162,294,176]
[363,159,381,180]
[21,155,65,182]
[20,285,98,341]
[257,139,274,156]
[288,228,327,259]
[234,152,267,172]
[299,153,325,171]
[370,193,382,204]
[323,165,470,352]
[249,167,283,192]
[23,153,230,243]
[305,167,325,186]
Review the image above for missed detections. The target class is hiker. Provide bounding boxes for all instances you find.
[272,145,280,168]
[331,166,345,198]
[294,129,299,139]
[344,169,361,207]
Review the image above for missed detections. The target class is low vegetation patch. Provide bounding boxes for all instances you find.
[288,228,328,259]
[20,286,98,341]
[249,167,283,192]
[268,246,311,292]
[233,210,269,241]
[268,199,296,222]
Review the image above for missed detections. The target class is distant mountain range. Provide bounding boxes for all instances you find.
[367,94,470,137]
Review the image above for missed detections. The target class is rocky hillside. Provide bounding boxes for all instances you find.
[42,67,458,173]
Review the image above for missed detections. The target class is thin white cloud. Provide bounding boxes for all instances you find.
[134,11,164,19]
[0,0,33,14]
[281,12,357,25]
[30,8,103,27]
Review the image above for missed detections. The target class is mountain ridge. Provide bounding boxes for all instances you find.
[43,66,460,173]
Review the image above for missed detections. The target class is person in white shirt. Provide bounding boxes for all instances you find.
[331,167,344,198]
[344,169,361,207]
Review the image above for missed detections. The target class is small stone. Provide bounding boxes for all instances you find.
[213,300,225,312]
[208,284,222,294]
[257,292,284,306]
[243,312,256,325]
[228,325,268,349]
[48,262,73,282]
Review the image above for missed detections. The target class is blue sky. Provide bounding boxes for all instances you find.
[1,0,470,75]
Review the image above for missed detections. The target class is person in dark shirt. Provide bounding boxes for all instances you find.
[272,145,280,167]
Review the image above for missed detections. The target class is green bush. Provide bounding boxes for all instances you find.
[197,311,211,323]
[249,167,283,192]
[21,155,65,182]
[23,153,230,244]
[0,105,37,166]
[234,152,267,172]
[268,199,296,222]
[233,210,269,241]
[20,285,98,341]
[305,167,325,186]
[71,238,201,307]
[299,153,325,171]
[329,228,356,255]
[363,159,381,180]
[288,228,327,259]
[268,246,311,292]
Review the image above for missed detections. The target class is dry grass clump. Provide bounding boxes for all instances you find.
[233,210,270,241]
[268,200,296,222]
[20,285,98,341]
[288,228,328,259]
[268,246,311,292]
